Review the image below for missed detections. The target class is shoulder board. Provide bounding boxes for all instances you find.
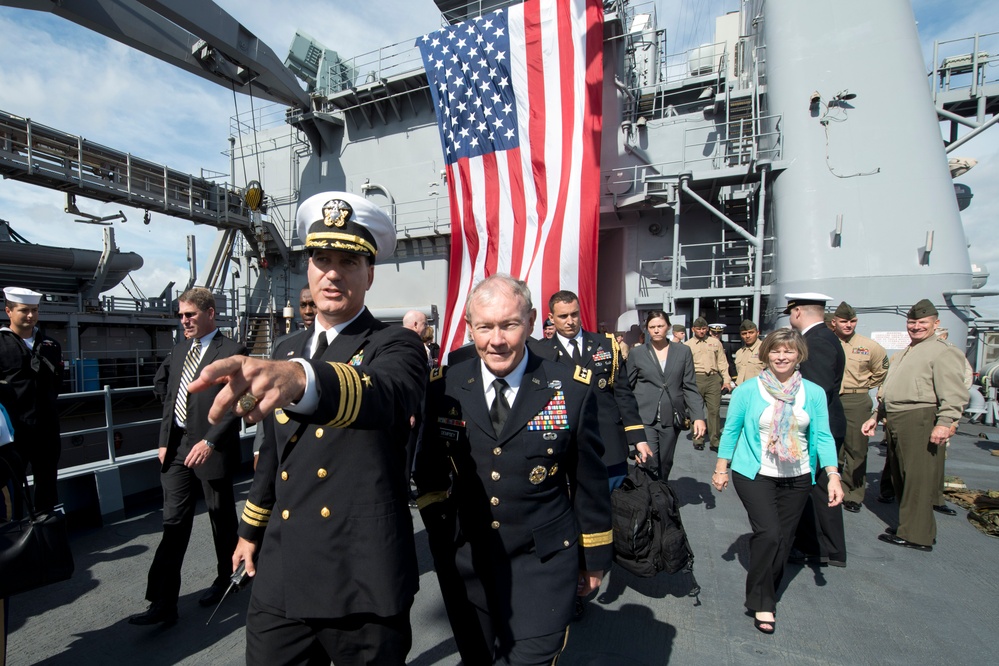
[430,366,445,382]
[573,365,592,385]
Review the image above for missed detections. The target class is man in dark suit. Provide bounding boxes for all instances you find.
[785,293,848,567]
[192,192,426,665]
[627,310,706,479]
[414,274,612,664]
[545,290,649,489]
[129,287,247,626]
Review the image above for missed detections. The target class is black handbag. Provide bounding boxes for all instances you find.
[0,457,75,597]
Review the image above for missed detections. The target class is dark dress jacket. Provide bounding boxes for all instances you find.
[415,351,612,638]
[0,327,62,430]
[154,332,247,480]
[627,341,705,427]
[238,309,427,619]
[543,331,645,466]
[800,324,847,440]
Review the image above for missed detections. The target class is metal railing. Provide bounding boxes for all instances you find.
[638,236,776,296]
[930,32,999,101]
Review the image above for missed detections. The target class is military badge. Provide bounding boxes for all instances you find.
[274,408,290,425]
[550,464,558,476]
[573,366,592,385]
[529,466,548,485]
[548,380,562,389]
[349,350,364,366]
[527,390,569,430]
[322,198,352,228]
[598,378,607,389]
[543,431,557,440]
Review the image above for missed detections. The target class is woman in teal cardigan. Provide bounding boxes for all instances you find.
[711,329,843,634]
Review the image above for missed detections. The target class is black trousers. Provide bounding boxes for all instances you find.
[145,435,237,604]
[13,423,61,512]
[732,471,812,613]
[792,439,846,564]
[643,421,680,480]
[245,595,412,666]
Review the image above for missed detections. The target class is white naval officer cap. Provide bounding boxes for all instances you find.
[782,292,833,314]
[296,191,397,264]
[708,323,724,331]
[3,287,42,306]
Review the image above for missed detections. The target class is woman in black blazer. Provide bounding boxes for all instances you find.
[627,311,706,479]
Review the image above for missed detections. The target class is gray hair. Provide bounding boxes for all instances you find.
[465,274,533,322]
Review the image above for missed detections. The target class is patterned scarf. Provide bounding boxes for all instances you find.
[758,368,804,462]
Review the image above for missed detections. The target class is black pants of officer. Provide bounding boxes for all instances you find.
[644,421,681,480]
[13,423,60,512]
[732,472,812,613]
[246,595,412,666]
[145,449,237,605]
[792,441,846,564]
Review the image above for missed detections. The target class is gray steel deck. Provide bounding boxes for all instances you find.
[7,423,998,665]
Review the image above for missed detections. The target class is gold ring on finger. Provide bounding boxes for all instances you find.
[238,393,259,412]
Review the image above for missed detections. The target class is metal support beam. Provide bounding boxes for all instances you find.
[680,177,760,247]
[945,111,999,153]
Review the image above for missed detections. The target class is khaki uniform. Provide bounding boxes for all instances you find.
[734,339,765,385]
[837,333,888,503]
[685,336,731,448]
[878,338,968,546]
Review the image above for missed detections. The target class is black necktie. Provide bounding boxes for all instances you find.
[489,378,510,436]
[312,332,329,360]
[569,338,582,365]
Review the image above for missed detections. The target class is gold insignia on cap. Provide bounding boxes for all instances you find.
[322,199,352,228]
[529,465,548,485]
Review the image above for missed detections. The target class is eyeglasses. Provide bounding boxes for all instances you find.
[178,312,200,319]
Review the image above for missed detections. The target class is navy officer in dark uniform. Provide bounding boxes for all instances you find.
[190,192,427,665]
[414,274,612,665]
[0,286,63,512]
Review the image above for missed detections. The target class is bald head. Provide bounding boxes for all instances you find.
[402,310,428,337]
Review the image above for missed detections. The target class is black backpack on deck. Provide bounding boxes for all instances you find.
[611,463,694,577]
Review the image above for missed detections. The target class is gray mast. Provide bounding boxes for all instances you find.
[762,0,972,337]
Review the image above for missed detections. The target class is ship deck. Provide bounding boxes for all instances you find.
[6,422,998,665]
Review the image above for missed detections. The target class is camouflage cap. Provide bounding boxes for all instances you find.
[906,298,938,320]
[739,319,757,331]
[692,317,708,328]
[833,301,856,319]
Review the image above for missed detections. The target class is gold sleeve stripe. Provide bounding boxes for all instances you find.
[241,512,269,528]
[324,362,363,427]
[415,490,449,510]
[244,500,271,517]
[581,529,613,548]
[624,425,644,432]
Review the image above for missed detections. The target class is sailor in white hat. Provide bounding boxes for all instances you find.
[183,191,427,662]
[1,286,64,511]
[783,291,848,567]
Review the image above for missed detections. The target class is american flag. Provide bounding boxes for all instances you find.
[417,0,603,360]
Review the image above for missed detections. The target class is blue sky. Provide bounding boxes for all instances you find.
[0,0,997,307]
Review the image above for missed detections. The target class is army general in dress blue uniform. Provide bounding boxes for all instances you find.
[191,192,427,666]
[414,274,613,665]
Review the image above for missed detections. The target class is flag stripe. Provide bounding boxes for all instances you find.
[420,0,603,360]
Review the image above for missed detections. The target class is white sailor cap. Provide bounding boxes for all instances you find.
[3,287,42,306]
[782,292,833,314]
[296,191,396,264]
[708,323,724,331]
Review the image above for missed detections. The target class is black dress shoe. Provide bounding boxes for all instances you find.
[843,500,862,513]
[787,549,824,565]
[933,504,957,516]
[128,602,178,626]
[198,581,232,607]
[884,526,935,544]
[877,532,932,552]
[876,495,895,504]
[693,442,705,451]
